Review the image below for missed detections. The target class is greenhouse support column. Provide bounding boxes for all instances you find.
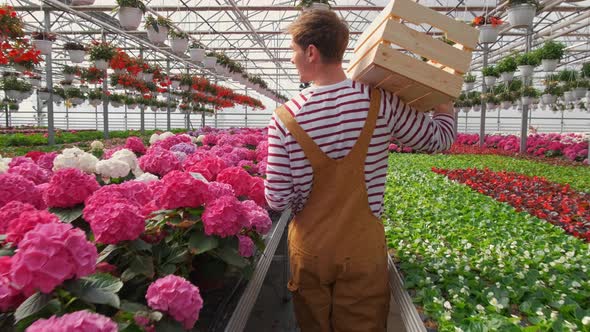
[139,49,145,134]
[4,105,8,128]
[44,10,55,145]
[35,90,43,127]
[560,110,564,133]
[101,31,109,139]
[245,87,248,127]
[479,44,488,147]
[166,60,171,131]
[519,27,533,154]
[214,109,218,128]
[497,109,501,132]
[95,105,98,130]
[65,103,69,130]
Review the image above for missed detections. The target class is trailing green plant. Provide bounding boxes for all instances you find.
[482,65,499,78]
[53,87,66,99]
[543,83,562,96]
[124,95,137,105]
[557,69,577,82]
[508,79,523,92]
[535,40,565,60]
[0,76,31,91]
[463,73,476,83]
[109,93,125,103]
[87,88,104,100]
[115,0,146,12]
[143,63,160,74]
[65,87,85,99]
[8,103,18,111]
[190,40,205,49]
[89,42,116,61]
[581,63,590,79]
[482,93,498,104]
[63,65,79,75]
[144,14,172,31]
[63,41,86,51]
[179,74,193,86]
[498,91,515,102]
[496,55,518,74]
[521,86,539,98]
[515,51,540,67]
[168,29,188,39]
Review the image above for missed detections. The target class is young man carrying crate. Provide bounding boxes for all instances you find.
[264,9,456,331]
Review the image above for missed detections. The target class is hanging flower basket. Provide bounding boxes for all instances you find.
[119,7,143,30]
[501,71,514,82]
[202,56,217,69]
[67,49,85,63]
[506,3,536,28]
[71,0,95,5]
[29,78,41,87]
[170,37,189,54]
[71,97,84,105]
[501,101,512,109]
[171,80,180,89]
[517,65,534,77]
[147,25,168,44]
[63,74,75,83]
[563,91,574,103]
[541,94,555,104]
[484,76,497,86]
[521,96,531,105]
[94,59,108,70]
[143,73,154,82]
[463,82,475,91]
[477,25,500,44]
[574,87,587,99]
[189,48,206,62]
[32,39,53,56]
[541,59,558,72]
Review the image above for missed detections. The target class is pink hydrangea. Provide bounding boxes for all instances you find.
[8,157,33,168]
[238,235,255,258]
[170,142,197,155]
[138,147,183,177]
[255,141,268,161]
[242,134,260,147]
[216,167,252,197]
[202,195,247,238]
[154,171,210,209]
[238,160,257,174]
[117,181,153,207]
[125,136,147,155]
[0,201,36,234]
[10,223,97,295]
[257,160,267,176]
[44,168,100,208]
[151,135,192,151]
[202,135,218,146]
[241,200,272,235]
[103,146,124,160]
[86,202,145,244]
[172,151,187,163]
[146,275,203,330]
[8,161,52,185]
[26,310,118,332]
[37,152,58,170]
[248,177,267,207]
[186,157,227,181]
[0,256,24,312]
[207,182,235,201]
[0,173,45,209]
[6,209,60,246]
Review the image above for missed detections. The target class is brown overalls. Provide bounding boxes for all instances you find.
[274,89,390,332]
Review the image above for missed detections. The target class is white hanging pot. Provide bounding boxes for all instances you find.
[573,87,587,99]
[67,50,85,63]
[170,38,189,54]
[586,91,590,101]
[521,96,531,105]
[517,65,534,77]
[472,104,481,112]
[541,94,556,104]
[506,3,536,28]
[114,68,125,75]
[202,56,217,69]
[189,48,206,62]
[111,101,122,108]
[135,72,144,81]
[29,78,41,87]
[541,59,558,72]
[89,99,102,107]
[6,90,20,99]
[143,73,154,82]
[486,102,496,110]
[94,59,108,70]
[32,40,53,56]
[146,25,168,44]
[563,91,574,103]
[71,0,95,5]
[119,7,142,30]
[71,97,84,105]
[38,91,50,102]
[180,84,190,91]
[171,80,180,89]
[501,71,514,82]
[484,76,497,86]
[63,74,75,83]
[128,104,137,109]
[501,101,512,109]
[477,25,500,44]
[463,82,474,91]
[308,3,330,10]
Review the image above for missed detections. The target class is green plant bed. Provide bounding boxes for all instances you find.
[383,154,590,331]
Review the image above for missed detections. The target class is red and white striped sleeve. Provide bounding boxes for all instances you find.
[383,90,456,152]
[264,114,294,211]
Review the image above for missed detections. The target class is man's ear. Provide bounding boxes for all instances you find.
[307,44,321,63]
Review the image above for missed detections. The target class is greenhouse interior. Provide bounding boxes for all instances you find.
[0,0,589,331]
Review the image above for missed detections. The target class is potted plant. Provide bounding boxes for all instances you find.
[0,5,24,41]
[572,79,589,99]
[109,93,125,108]
[88,88,103,106]
[116,0,146,31]
[482,65,500,86]
[170,74,181,89]
[542,83,560,104]
[89,42,116,70]
[169,29,189,54]
[496,55,518,82]
[498,91,515,109]
[506,0,538,28]
[124,95,138,109]
[0,76,25,100]
[297,0,331,11]
[53,86,65,103]
[63,41,86,63]
[515,51,539,78]
[145,15,171,44]
[179,74,193,91]
[536,40,565,72]
[189,41,206,62]
[142,63,159,82]
[202,52,218,69]
[31,31,57,55]
[70,0,95,7]
[28,74,42,87]
[463,73,476,91]
[62,65,78,83]
[582,62,590,79]
[65,87,86,105]
[482,93,498,110]
[471,15,503,44]
[520,86,538,105]
[37,87,50,102]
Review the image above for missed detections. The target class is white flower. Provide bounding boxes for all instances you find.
[536,309,544,317]
[196,135,205,143]
[442,312,451,321]
[135,172,159,183]
[111,149,138,170]
[159,131,174,140]
[149,133,160,144]
[78,153,99,174]
[0,161,8,174]
[476,304,485,312]
[191,136,199,144]
[455,327,463,332]
[582,316,590,325]
[2,157,11,164]
[572,281,581,288]
[90,140,104,150]
[53,153,79,171]
[62,146,85,157]
[96,159,131,178]
[132,167,144,177]
[444,301,452,310]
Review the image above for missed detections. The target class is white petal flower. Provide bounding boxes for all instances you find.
[149,133,160,144]
[159,131,174,140]
[135,172,159,183]
[112,149,138,170]
[476,304,485,312]
[78,153,99,174]
[0,161,8,174]
[53,153,79,171]
[582,316,590,325]
[196,135,206,143]
[96,159,131,178]
[444,301,452,310]
[90,140,104,150]
[62,146,85,157]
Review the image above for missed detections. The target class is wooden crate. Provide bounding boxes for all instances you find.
[346,0,479,111]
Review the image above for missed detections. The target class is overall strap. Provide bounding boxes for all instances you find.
[346,88,382,161]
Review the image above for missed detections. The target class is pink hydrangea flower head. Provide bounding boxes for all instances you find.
[241,200,272,235]
[138,147,183,177]
[26,310,118,332]
[255,141,268,161]
[37,152,58,170]
[86,202,145,244]
[117,181,153,207]
[44,168,100,208]
[10,223,97,295]
[155,171,210,209]
[257,160,267,176]
[0,201,36,234]
[0,256,11,275]
[8,161,52,185]
[186,157,227,181]
[0,274,24,312]
[146,275,203,330]
[202,134,218,146]
[103,146,124,160]
[238,160,257,175]
[151,135,192,151]
[238,235,255,258]
[172,151,187,163]
[202,195,247,238]
[207,182,235,201]
[6,209,60,246]
[170,142,197,155]
[125,136,147,155]
[216,167,252,197]
[8,157,34,168]
[0,173,44,209]
[248,176,267,207]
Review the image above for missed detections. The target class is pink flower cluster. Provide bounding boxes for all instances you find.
[26,310,118,332]
[0,256,24,312]
[138,147,183,177]
[216,167,255,198]
[44,168,100,208]
[154,171,211,209]
[125,136,147,155]
[185,156,227,181]
[5,209,59,246]
[0,201,35,234]
[202,195,247,237]
[146,275,203,330]
[238,235,255,257]
[0,174,45,209]
[8,159,51,185]
[151,134,192,151]
[10,223,97,295]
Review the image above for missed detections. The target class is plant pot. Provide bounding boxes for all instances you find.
[541,94,556,104]
[71,0,95,5]
[94,59,108,70]
[517,65,534,77]
[14,64,29,72]
[128,104,137,110]
[308,3,330,10]
[501,71,514,82]
[541,59,558,72]
[32,39,53,56]
[119,7,142,30]
[472,104,481,112]
[521,96,531,105]
[506,3,536,28]
[170,38,189,54]
[563,91,574,103]
[6,90,20,99]
[171,80,180,89]
[586,91,590,101]
[484,76,497,86]
[63,74,75,83]
[89,99,102,107]
[29,79,41,87]
[180,84,190,92]
[114,68,126,75]
[574,87,587,99]
[189,48,206,62]
[111,101,122,108]
[202,56,217,69]
[486,102,496,110]
[71,97,84,105]
[463,82,475,91]
[38,91,50,102]
[147,25,169,44]
[143,73,154,82]
[66,49,85,63]
[501,101,512,109]
[477,25,500,44]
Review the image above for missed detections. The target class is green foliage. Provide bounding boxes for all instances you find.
[557,69,577,82]
[88,42,116,61]
[521,85,539,98]
[482,65,499,78]
[144,14,172,31]
[535,40,565,60]
[543,82,562,96]
[582,62,590,79]
[0,76,32,92]
[115,0,146,12]
[515,52,540,67]
[168,29,188,39]
[496,55,518,74]
[463,73,476,83]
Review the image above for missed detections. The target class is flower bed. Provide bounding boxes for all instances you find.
[0,127,272,330]
[384,153,590,331]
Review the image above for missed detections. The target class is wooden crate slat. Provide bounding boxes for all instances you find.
[357,65,397,87]
[408,90,453,111]
[376,72,414,92]
[394,84,433,103]
[349,21,390,72]
[353,0,397,53]
[347,43,381,81]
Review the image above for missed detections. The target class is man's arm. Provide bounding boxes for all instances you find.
[264,115,294,211]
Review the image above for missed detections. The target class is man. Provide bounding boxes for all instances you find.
[264,9,455,332]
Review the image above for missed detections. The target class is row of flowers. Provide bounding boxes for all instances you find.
[0,127,272,330]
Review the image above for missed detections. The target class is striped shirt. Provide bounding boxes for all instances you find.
[264,79,455,218]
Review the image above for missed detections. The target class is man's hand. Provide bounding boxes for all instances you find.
[433,101,454,116]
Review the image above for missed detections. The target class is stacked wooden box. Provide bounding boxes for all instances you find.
[346,0,480,111]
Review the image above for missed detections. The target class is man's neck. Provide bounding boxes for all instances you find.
[311,64,347,87]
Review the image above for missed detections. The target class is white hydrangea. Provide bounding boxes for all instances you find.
[111,149,138,170]
[78,153,99,174]
[159,132,174,140]
[95,159,131,179]
[132,167,144,178]
[192,135,201,144]
[149,133,160,145]
[582,316,590,325]
[135,172,159,183]
[90,140,104,150]
[62,146,85,157]
[0,160,8,174]
[53,153,80,171]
